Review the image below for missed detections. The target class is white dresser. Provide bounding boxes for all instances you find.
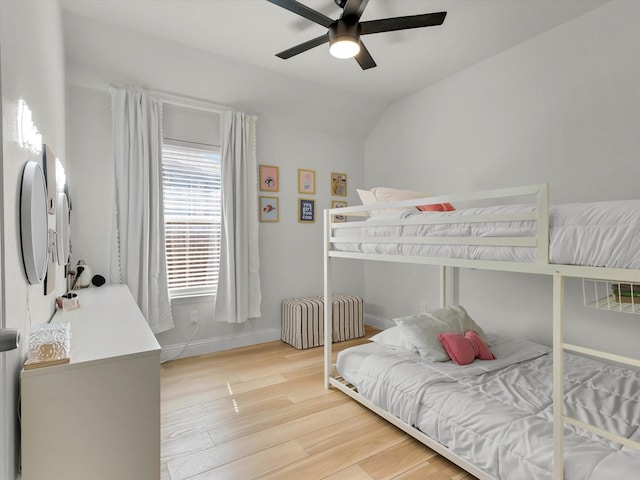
[20,284,161,480]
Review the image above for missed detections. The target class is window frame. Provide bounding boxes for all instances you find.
[161,138,222,300]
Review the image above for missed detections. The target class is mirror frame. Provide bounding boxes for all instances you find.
[56,192,71,266]
[20,161,49,284]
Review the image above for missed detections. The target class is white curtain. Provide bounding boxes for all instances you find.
[215,111,261,323]
[110,87,174,334]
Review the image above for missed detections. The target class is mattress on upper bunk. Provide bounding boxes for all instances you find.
[336,334,640,480]
[333,200,640,269]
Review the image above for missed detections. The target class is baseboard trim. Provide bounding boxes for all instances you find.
[161,315,394,362]
[364,313,394,331]
[161,328,282,362]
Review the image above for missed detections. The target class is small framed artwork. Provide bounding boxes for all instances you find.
[298,198,315,223]
[259,196,279,222]
[331,172,347,196]
[298,169,316,194]
[332,200,347,223]
[259,165,279,192]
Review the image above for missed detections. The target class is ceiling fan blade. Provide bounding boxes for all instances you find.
[360,12,447,35]
[354,41,376,70]
[341,0,369,23]
[266,0,334,28]
[275,33,330,59]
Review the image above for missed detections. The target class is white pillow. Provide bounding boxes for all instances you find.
[370,187,430,204]
[361,187,430,217]
[369,326,416,351]
[356,188,376,206]
[394,305,488,362]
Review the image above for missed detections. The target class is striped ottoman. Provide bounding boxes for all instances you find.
[281,294,365,349]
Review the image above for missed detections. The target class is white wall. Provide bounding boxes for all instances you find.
[363,1,640,356]
[65,13,365,358]
[0,1,68,478]
[163,103,220,147]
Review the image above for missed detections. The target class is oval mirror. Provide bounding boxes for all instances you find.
[20,161,49,284]
[56,192,71,266]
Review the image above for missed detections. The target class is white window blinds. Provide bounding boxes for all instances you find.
[162,141,221,298]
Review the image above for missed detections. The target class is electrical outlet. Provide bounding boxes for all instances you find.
[420,302,428,314]
[189,311,198,325]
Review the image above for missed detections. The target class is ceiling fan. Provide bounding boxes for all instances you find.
[266,0,447,70]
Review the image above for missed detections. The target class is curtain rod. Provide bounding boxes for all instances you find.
[148,88,230,114]
[110,85,256,116]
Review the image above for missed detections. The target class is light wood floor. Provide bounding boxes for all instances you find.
[160,326,476,480]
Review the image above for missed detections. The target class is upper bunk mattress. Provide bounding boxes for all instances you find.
[332,200,640,269]
[336,335,640,480]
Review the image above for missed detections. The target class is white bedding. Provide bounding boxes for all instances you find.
[336,335,640,479]
[333,200,640,269]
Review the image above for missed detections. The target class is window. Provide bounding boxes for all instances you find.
[161,140,221,298]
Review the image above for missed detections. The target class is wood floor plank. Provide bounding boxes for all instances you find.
[161,431,214,464]
[167,403,369,479]
[161,326,476,480]
[181,440,308,480]
[359,438,438,479]
[161,395,293,443]
[322,464,375,480]
[162,379,298,428]
[295,412,399,456]
[394,457,473,480]
[210,391,350,445]
[256,423,406,480]
[161,373,288,408]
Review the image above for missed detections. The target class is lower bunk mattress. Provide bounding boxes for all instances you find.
[336,335,640,479]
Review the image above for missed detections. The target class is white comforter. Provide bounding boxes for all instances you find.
[333,200,640,269]
[337,335,640,479]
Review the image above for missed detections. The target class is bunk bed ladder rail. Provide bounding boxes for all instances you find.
[553,275,640,480]
[323,209,333,389]
[537,185,550,264]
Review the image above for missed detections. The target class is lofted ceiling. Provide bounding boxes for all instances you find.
[60,0,609,105]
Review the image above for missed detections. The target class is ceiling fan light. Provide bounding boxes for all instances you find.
[329,38,360,59]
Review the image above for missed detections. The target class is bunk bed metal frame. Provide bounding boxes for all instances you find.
[322,183,640,480]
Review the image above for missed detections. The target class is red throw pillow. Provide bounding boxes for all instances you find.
[465,330,495,361]
[417,202,455,212]
[438,330,496,366]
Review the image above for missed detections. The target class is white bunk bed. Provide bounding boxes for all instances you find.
[322,183,640,480]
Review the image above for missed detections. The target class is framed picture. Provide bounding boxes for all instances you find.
[298,169,316,194]
[259,196,279,222]
[332,200,347,223]
[331,172,347,196]
[259,165,279,192]
[298,198,315,223]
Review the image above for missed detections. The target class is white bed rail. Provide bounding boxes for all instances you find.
[328,182,550,263]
